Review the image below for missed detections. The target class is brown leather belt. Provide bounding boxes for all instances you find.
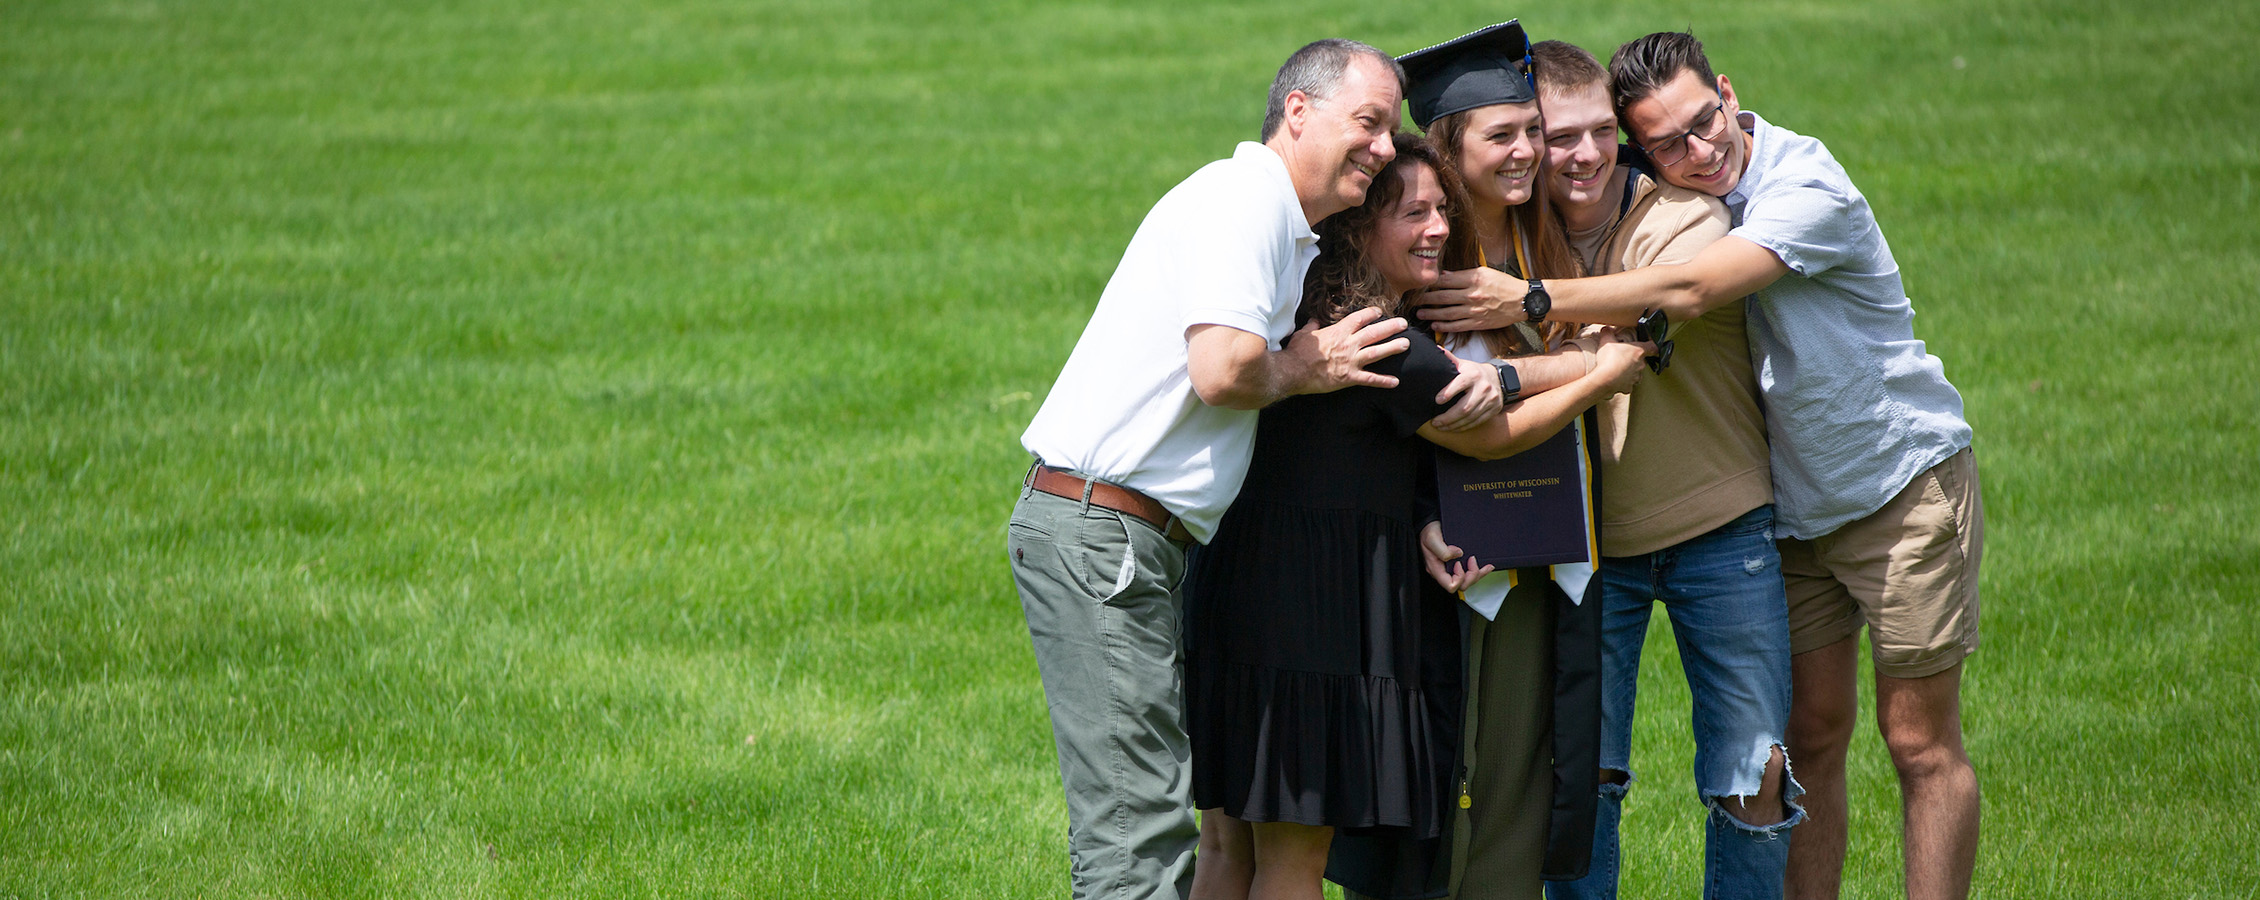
[1027,464,1194,544]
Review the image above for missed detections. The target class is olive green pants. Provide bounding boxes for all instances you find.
[1345,578,1557,900]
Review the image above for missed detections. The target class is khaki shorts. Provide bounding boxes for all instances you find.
[1782,447,1984,679]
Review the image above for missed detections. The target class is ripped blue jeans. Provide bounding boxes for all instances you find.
[1546,505,1805,900]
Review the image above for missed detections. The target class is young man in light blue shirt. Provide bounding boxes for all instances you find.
[1418,31,1984,900]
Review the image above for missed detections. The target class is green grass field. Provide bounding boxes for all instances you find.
[4,0,2256,896]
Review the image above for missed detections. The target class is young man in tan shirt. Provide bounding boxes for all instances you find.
[1520,41,1802,900]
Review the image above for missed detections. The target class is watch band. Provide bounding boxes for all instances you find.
[1525,278,1550,322]
[1490,360,1521,403]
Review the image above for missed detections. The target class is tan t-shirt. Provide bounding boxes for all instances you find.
[1589,170,1772,557]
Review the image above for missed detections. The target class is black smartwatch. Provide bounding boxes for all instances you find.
[1524,278,1551,322]
[1489,360,1522,403]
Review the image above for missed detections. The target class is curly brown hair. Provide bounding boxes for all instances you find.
[1298,133,1467,330]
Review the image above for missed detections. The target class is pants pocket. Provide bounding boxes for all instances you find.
[1073,511,1136,603]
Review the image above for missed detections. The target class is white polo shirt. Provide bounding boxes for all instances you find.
[1726,111,1974,540]
[1022,142,1317,543]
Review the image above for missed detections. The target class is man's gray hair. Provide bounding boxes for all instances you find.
[1261,39,1406,141]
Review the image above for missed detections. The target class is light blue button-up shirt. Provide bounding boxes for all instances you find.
[1726,111,1972,540]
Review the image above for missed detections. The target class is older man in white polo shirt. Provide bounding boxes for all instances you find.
[1416,30,1985,900]
[1010,39,1509,900]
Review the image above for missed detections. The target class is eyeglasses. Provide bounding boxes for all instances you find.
[1641,100,1730,167]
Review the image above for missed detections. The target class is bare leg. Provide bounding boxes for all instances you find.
[1247,821,1333,900]
[1717,744,1791,826]
[1191,810,1256,900]
[1875,662,1978,900]
[1784,638,1858,900]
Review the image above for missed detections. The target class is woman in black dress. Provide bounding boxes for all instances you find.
[1181,134,1649,900]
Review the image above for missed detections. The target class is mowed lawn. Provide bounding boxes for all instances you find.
[2,0,2254,896]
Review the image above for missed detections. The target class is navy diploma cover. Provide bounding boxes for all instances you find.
[1434,418,1597,570]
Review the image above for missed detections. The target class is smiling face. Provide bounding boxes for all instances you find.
[1367,162,1451,297]
[1622,69,1747,197]
[1280,54,1404,223]
[1451,101,1544,212]
[1540,81,1618,216]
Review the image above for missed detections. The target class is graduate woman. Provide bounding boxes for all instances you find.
[1339,21,1641,900]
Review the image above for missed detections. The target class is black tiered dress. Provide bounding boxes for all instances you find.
[1183,329,1466,838]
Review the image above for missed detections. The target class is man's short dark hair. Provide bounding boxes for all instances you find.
[1532,39,1609,98]
[1262,39,1406,141]
[1607,31,1717,118]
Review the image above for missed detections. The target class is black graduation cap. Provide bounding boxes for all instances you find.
[1398,21,1535,129]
